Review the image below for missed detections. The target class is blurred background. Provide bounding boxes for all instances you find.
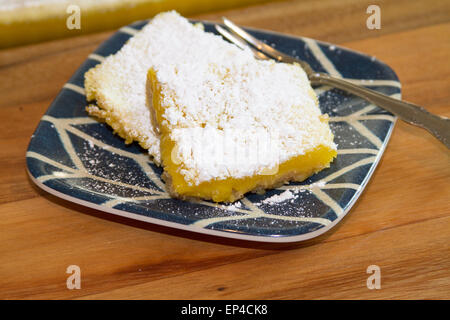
[0,0,281,48]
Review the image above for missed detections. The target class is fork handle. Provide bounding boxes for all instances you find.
[310,73,450,148]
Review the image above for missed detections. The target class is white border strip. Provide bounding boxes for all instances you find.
[63,83,85,96]
[303,38,342,77]
[119,26,139,36]
[88,53,105,63]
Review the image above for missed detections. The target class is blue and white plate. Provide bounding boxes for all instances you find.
[26,20,401,242]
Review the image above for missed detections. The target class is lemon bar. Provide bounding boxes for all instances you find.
[146,12,337,202]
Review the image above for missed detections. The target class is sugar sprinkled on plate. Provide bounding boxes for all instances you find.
[261,190,296,204]
[221,201,243,211]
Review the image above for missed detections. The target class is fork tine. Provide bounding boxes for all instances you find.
[215,25,247,50]
[222,17,315,75]
[215,25,269,60]
[222,17,291,62]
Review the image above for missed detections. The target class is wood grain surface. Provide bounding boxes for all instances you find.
[0,0,449,300]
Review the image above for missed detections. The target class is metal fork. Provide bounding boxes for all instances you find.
[216,18,450,149]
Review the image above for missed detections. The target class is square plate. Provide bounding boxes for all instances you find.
[26,20,401,242]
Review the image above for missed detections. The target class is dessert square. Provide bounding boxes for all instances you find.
[146,12,337,202]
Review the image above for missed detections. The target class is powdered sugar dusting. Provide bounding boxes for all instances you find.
[256,180,327,206]
[221,201,243,211]
[261,190,296,204]
[150,12,336,185]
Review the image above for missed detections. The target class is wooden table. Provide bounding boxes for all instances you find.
[0,0,449,300]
